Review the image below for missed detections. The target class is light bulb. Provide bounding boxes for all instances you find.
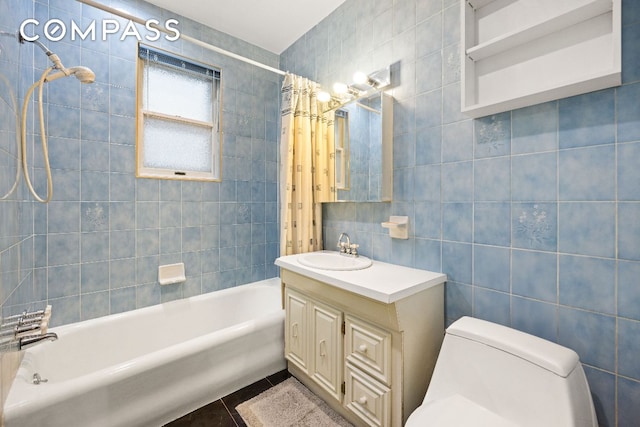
[333,82,348,94]
[317,91,331,102]
[353,71,368,85]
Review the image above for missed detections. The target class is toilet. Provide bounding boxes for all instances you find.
[405,316,597,427]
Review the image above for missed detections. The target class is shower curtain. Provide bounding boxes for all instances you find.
[280,74,335,256]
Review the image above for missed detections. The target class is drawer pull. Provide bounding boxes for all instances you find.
[319,339,327,357]
[358,344,367,353]
[358,396,367,405]
[292,323,298,338]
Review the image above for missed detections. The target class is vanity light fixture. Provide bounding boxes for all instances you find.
[317,90,331,102]
[321,66,392,112]
[333,82,348,94]
[352,71,368,85]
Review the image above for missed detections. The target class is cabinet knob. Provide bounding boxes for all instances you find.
[358,344,367,353]
[358,396,367,405]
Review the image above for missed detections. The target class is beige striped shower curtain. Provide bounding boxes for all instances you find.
[280,74,335,256]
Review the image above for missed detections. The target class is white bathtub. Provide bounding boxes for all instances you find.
[3,278,285,427]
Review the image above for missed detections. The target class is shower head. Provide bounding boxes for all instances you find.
[44,66,95,84]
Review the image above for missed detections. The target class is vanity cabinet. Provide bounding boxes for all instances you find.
[285,288,343,401]
[344,315,392,426]
[279,266,445,427]
[284,289,309,371]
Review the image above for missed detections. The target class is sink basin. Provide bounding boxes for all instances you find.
[297,252,372,271]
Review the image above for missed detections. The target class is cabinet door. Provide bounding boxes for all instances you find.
[284,288,308,372]
[310,299,343,401]
[345,315,391,385]
[345,363,391,427]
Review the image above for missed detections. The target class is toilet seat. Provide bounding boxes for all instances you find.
[405,394,519,427]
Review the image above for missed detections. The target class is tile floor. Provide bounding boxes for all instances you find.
[164,370,291,427]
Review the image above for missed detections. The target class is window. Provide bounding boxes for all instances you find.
[136,44,221,181]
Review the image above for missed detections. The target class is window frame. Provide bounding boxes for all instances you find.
[334,108,350,191]
[136,43,222,182]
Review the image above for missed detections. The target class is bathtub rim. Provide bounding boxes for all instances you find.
[4,277,284,422]
[49,276,282,337]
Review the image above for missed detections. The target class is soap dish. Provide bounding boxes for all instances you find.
[381,216,409,239]
[158,263,186,285]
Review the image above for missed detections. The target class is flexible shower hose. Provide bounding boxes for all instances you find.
[21,66,54,203]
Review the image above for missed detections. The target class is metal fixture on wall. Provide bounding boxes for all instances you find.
[76,0,287,77]
[19,33,95,203]
[319,67,391,112]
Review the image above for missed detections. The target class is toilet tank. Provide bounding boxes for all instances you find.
[424,317,597,427]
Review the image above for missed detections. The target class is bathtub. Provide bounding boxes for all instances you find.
[3,278,285,427]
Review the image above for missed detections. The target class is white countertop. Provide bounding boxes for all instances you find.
[275,251,447,304]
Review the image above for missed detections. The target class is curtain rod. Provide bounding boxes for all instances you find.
[75,0,287,76]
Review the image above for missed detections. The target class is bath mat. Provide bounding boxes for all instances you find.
[236,377,353,427]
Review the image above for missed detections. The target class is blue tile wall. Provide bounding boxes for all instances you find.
[0,0,36,326]
[2,0,639,425]
[1,0,280,327]
[281,0,640,425]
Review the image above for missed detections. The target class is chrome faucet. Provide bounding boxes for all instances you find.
[337,232,351,252]
[337,233,359,256]
[1,312,45,339]
[19,333,58,350]
[1,305,54,352]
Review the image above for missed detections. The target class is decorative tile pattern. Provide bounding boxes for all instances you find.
[474,113,511,158]
[512,203,557,251]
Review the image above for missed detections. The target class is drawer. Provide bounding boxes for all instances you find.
[345,363,390,427]
[345,315,391,384]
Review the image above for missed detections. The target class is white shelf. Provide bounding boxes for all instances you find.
[462,69,621,118]
[466,0,613,61]
[461,0,621,118]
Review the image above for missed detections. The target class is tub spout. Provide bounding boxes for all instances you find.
[19,332,58,350]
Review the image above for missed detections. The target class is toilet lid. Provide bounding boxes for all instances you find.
[405,394,519,427]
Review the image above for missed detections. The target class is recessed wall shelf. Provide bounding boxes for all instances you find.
[461,0,621,118]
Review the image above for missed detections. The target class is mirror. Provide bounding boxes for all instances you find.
[331,91,393,202]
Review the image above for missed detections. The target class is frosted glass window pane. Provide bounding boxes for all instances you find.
[143,116,212,172]
[143,62,213,122]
